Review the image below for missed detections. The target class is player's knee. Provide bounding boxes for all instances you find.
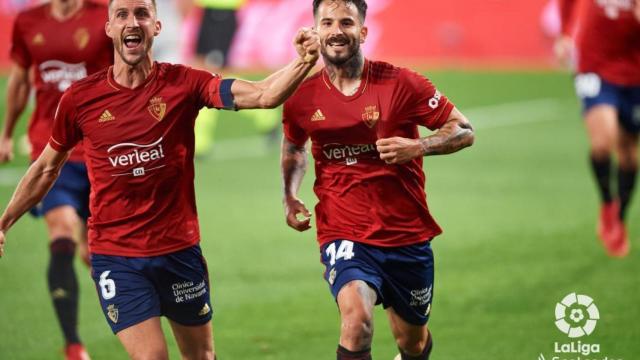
[617,151,638,170]
[179,346,214,360]
[340,306,374,345]
[590,145,612,162]
[46,212,80,239]
[396,335,428,356]
[129,349,169,360]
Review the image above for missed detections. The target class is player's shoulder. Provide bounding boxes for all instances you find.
[285,70,324,104]
[155,62,214,84]
[369,59,431,86]
[83,0,109,14]
[15,3,49,23]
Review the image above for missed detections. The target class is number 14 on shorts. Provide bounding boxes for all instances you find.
[326,240,355,266]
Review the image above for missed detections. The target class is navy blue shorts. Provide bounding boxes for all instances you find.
[320,239,434,326]
[30,161,90,220]
[575,73,640,134]
[90,245,212,334]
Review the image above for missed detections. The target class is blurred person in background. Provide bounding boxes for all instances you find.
[281,1,474,359]
[0,0,113,358]
[190,0,280,156]
[556,0,640,257]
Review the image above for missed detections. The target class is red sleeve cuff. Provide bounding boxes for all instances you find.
[49,137,72,153]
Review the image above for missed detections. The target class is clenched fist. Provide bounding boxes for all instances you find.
[294,27,320,64]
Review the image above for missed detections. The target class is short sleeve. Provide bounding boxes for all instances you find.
[49,91,82,152]
[396,69,454,131]
[9,16,31,68]
[187,67,235,110]
[282,101,309,146]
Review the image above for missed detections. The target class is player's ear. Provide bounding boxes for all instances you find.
[360,26,368,44]
[105,21,113,39]
[154,20,162,36]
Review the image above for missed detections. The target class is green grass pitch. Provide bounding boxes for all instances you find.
[0,70,638,359]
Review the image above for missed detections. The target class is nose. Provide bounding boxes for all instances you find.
[126,13,139,28]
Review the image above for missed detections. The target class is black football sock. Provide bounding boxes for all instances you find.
[337,345,372,360]
[399,332,433,360]
[590,155,613,203]
[48,237,80,345]
[618,166,637,220]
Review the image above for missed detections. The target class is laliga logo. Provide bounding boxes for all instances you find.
[554,293,599,338]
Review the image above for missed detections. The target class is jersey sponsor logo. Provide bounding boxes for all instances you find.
[147,96,167,122]
[107,137,166,177]
[361,105,380,128]
[39,60,88,92]
[322,143,379,165]
[99,109,116,123]
[32,32,45,45]
[596,0,633,19]
[428,90,442,109]
[107,304,119,323]
[73,27,90,50]
[311,109,326,121]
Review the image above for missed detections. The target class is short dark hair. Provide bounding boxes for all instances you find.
[313,0,368,23]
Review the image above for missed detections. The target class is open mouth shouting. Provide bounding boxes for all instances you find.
[123,33,143,51]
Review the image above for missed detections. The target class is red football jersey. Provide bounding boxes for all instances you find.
[283,60,454,248]
[10,1,113,161]
[560,0,640,85]
[49,63,234,256]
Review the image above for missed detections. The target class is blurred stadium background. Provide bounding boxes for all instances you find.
[0,0,639,359]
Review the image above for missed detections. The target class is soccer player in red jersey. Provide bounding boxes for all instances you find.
[280,1,474,359]
[556,0,640,257]
[0,0,320,358]
[0,0,112,358]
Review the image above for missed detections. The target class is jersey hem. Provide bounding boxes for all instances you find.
[89,238,201,257]
[317,230,441,248]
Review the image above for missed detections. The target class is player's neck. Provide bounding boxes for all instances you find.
[50,0,84,21]
[324,52,364,95]
[112,57,155,89]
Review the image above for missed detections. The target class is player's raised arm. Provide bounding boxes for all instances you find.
[231,28,320,110]
[0,63,30,163]
[0,145,71,257]
[376,108,474,164]
[281,137,312,232]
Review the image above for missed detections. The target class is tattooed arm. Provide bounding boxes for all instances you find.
[281,137,312,231]
[376,107,474,164]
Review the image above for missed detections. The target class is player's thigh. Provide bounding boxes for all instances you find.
[320,240,383,320]
[385,306,429,352]
[337,280,378,322]
[155,246,213,327]
[116,317,169,360]
[44,205,81,241]
[168,319,215,360]
[91,255,163,334]
[380,241,434,328]
[575,74,620,152]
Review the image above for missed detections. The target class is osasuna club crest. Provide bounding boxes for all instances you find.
[107,304,118,323]
[362,105,380,128]
[148,96,167,121]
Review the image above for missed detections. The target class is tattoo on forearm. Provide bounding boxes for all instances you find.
[420,119,474,156]
[282,141,308,196]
